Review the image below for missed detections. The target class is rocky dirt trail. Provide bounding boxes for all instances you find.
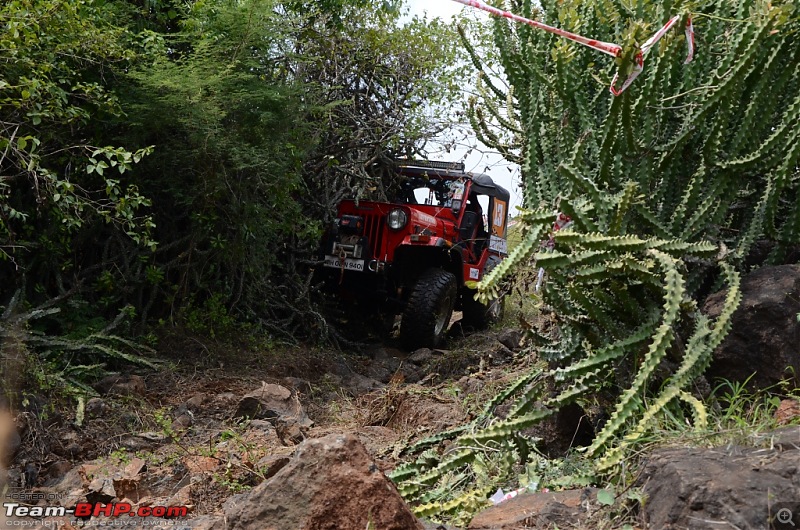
[4,327,537,528]
[5,264,800,530]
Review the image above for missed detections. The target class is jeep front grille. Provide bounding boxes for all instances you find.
[363,214,386,259]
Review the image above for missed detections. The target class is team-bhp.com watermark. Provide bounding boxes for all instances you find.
[6,502,188,519]
[3,498,190,528]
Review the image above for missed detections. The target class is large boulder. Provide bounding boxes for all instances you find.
[703,264,800,389]
[637,428,800,530]
[223,433,423,530]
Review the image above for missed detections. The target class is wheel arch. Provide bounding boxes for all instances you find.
[392,244,464,287]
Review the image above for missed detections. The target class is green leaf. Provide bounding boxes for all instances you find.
[597,488,615,506]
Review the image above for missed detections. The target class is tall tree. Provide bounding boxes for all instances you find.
[101,0,467,340]
[287,2,465,220]
[112,0,314,330]
[0,0,156,302]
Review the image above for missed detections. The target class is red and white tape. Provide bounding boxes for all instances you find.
[609,15,695,95]
[451,0,621,57]
[451,0,695,96]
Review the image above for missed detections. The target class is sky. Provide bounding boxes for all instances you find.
[405,0,464,20]
[402,0,524,213]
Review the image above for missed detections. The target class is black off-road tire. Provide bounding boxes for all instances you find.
[462,257,506,330]
[400,268,457,349]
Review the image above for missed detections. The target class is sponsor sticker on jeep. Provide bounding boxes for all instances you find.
[489,235,508,255]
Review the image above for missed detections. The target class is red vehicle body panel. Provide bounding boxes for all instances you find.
[336,200,463,264]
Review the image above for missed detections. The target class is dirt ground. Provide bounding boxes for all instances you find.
[5,325,531,522]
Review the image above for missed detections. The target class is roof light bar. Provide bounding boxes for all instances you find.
[396,159,465,173]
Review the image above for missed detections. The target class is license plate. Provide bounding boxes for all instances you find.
[324,256,365,271]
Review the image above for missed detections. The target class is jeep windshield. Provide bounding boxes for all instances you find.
[396,177,465,211]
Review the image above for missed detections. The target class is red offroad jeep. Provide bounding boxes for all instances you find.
[320,159,510,349]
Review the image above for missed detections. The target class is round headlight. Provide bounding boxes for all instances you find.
[387,208,408,230]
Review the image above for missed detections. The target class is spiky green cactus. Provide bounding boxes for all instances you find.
[392,0,798,522]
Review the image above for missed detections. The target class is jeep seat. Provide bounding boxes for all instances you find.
[460,210,479,242]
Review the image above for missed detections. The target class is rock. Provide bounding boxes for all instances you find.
[45,466,84,502]
[78,462,102,485]
[142,431,171,443]
[113,458,147,502]
[85,397,110,418]
[86,476,116,504]
[173,413,193,431]
[276,421,304,446]
[58,443,83,459]
[119,435,156,451]
[93,374,147,397]
[282,377,312,396]
[496,329,523,352]
[234,383,312,428]
[422,523,456,530]
[189,515,224,530]
[247,419,277,433]
[216,392,238,403]
[223,433,423,530]
[113,480,142,503]
[23,462,38,488]
[468,488,597,529]
[255,455,290,480]
[637,439,800,529]
[342,373,385,396]
[5,467,25,489]
[485,345,515,367]
[399,363,423,384]
[366,357,402,383]
[6,467,22,488]
[46,461,73,482]
[775,399,800,426]
[119,411,140,428]
[185,393,207,411]
[457,376,483,396]
[703,264,800,389]
[167,484,193,509]
[756,426,800,450]
[408,348,434,365]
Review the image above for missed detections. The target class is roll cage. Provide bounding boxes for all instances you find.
[393,160,511,252]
